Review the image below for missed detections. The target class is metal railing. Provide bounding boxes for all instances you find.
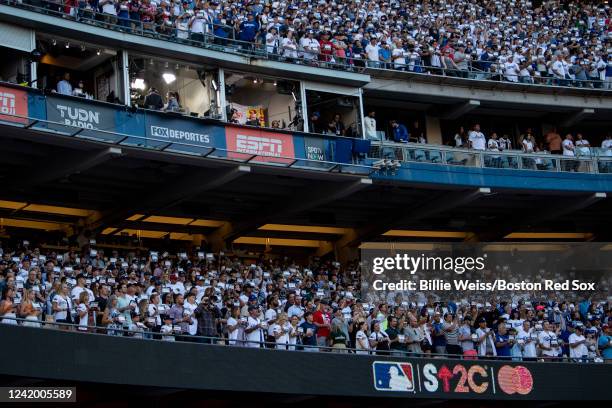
[369,140,612,175]
[3,1,612,92]
[1,316,606,363]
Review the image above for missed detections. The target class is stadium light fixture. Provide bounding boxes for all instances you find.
[65,42,70,49]
[80,44,86,52]
[51,39,57,46]
[291,91,297,102]
[131,78,146,90]
[162,73,176,84]
[273,81,277,86]
[175,63,180,70]
[96,49,101,56]
[211,79,218,91]
[253,78,258,84]
[149,58,154,66]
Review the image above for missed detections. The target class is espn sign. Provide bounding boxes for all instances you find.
[236,134,283,157]
[0,86,28,124]
[226,126,294,164]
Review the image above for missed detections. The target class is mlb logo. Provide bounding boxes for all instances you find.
[372,361,415,392]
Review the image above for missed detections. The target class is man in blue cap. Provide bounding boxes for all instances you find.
[238,13,260,48]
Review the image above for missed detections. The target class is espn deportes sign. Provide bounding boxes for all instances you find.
[373,360,535,398]
[225,126,294,164]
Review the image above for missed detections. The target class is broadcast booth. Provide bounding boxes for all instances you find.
[0,22,35,85]
[129,54,221,119]
[223,70,302,130]
[34,34,123,103]
[303,82,363,138]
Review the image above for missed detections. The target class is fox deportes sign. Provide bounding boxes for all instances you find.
[145,114,220,148]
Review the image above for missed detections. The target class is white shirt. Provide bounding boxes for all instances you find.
[245,316,263,347]
[454,134,464,147]
[487,139,500,151]
[265,33,278,53]
[538,330,560,357]
[77,303,88,330]
[364,116,377,138]
[601,139,612,156]
[265,308,277,336]
[52,295,70,321]
[300,37,319,60]
[392,48,406,66]
[517,328,537,358]
[281,37,298,58]
[468,131,486,150]
[71,286,94,304]
[365,44,381,61]
[272,322,290,348]
[569,333,588,359]
[552,60,566,78]
[504,61,520,82]
[356,330,371,354]
[184,301,198,335]
[101,0,117,15]
[227,317,240,345]
[562,139,575,156]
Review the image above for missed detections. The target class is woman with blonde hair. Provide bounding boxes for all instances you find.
[76,291,90,332]
[101,295,123,336]
[272,313,290,350]
[20,289,42,328]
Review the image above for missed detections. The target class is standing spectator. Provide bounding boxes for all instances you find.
[562,133,577,171]
[390,120,409,143]
[313,300,331,348]
[453,45,469,78]
[475,317,497,357]
[431,312,447,355]
[494,322,512,359]
[355,320,370,355]
[281,30,298,62]
[244,305,263,348]
[538,321,561,361]
[378,43,392,69]
[458,316,474,355]
[56,73,73,96]
[0,286,17,325]
[238,14,259,48]
[454,126,467,148]
[468,124,486,151]
[52,283,73,329]
[195,298,219,344]
[546,128,562,155]
[299,311,318,352]
[598,324,611,360]
[99,0,118,28]
[363,110,377,139]
[299,30,319,63]
[365,38,380,68]
[143,88,164,110]
[369,320,390,355]
[517,321,538,361]
[318,32,334,65]
[569,325,589,362]
[328,113,345,136]
[189,9,207,43]
[443,313,461,355]
[265,27,279,56]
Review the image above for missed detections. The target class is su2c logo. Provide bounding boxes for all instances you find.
[422,363,490,394]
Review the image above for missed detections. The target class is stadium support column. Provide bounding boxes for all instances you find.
[219,68,227,122]
[358,87,366,138]
[120,50,130,105]
[300,80,308,132]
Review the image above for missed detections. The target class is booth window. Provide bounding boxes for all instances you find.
[305,90,360,137]
[0,45,31,85]
[224,71,302,131]
[35,35,121,103]
[129,55,220,118]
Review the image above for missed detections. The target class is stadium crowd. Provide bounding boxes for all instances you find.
[8,0,612,88]
[0,240,610,362]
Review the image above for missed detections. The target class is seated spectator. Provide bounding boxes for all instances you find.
[390,120,409,143]
[56,72,73,96]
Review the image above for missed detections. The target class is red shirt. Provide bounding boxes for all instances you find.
[313,310,331,337]
[319,40,334,61]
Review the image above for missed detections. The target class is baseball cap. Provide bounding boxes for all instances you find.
[248,294,257,301]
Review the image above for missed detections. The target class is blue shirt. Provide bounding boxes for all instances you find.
[379,48,391,62]
[392,124,409,142]
[299,321,318,347]
[239,20,259,42]
[495,332,511,356]
[432,322,446,347]
[599,334,612,359]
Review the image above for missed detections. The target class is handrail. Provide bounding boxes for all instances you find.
[3,1,612,93]
[370,140,612,175]
[1,316,607,363]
